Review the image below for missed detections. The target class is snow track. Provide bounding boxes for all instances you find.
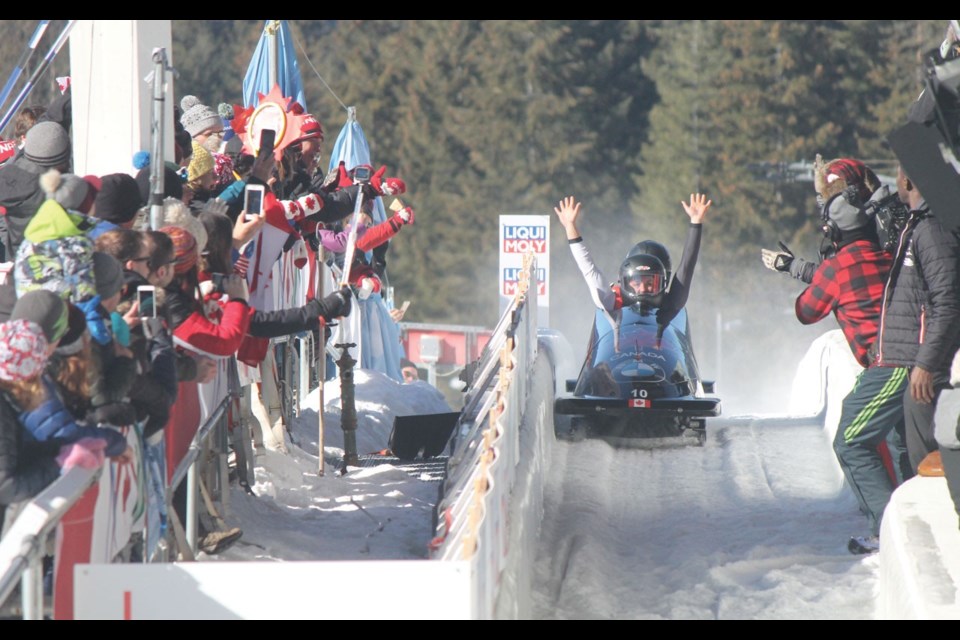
[531,416,882,619]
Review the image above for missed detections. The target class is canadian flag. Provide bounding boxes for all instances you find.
[56,76,71,94]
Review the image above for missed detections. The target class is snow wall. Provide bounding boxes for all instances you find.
[799,330,960,619]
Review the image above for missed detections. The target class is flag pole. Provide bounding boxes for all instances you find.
[147,47,176,230]
[0,20,50,122]
[267,20,279,90]
[0,20,75,135]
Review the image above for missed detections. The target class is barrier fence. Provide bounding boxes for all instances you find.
[430,253,539,618]
[0,249,543,619]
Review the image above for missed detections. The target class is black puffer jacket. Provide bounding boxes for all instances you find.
[0,391,62,507]
[876,201,960,375]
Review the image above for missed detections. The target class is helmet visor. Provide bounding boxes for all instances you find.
[625,272,663,297]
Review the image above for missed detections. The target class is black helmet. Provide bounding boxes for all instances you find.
[619,254,667,308]
[626,240,671,284]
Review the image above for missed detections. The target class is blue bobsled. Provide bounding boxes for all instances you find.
[554,305,721,445]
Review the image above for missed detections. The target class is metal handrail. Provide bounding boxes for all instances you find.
[166,394,232,496]
[0,466,101,615]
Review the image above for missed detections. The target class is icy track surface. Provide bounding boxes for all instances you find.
[531,416,882,620]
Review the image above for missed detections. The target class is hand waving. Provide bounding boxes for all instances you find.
[553,196,582,239]
[681,193,712,224]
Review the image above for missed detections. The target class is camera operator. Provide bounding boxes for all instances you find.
[761,157,908,555]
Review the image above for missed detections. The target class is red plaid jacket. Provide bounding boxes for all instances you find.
[795,240,891,367]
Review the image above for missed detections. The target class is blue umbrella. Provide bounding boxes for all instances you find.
[328,107,386,226]
[242,20,306,110]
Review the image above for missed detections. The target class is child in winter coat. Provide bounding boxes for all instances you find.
[0,320,109,529]
[11,290,130,459]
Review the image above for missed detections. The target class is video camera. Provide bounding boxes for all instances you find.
[888,27,960,234]
[864,185,911,254]
[351,165,372,184]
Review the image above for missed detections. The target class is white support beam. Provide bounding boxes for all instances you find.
[68,20,174,177]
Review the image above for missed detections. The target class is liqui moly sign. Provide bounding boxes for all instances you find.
[499,215,549,324]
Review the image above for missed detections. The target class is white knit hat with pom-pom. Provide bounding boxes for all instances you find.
[179,95,222,138]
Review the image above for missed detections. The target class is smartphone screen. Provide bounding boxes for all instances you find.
[400,300,411,314]
[137,287,156,318]
[258,128,276,157]
[244,187,264,216]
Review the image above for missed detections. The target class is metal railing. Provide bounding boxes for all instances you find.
[0,466,101,619]
[0,369,240,617]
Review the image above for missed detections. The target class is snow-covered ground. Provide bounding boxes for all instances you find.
[531,416,880,619]
[209,370,454,563]
[204,341,892,619]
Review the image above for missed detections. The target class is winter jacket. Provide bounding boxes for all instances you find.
[795,240,891,368]
[0,156,49,259]
[876,200,960,375]
[267,183,363,228]
[0,390,62,507]
[88,339,138,425]
[120,273,178,438]
[19,376,128,457]
[247,294,348,338]
[165,283,251,358]
[318,212,407,293]
[570,223,702,329]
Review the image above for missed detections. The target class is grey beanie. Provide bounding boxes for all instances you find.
[11,289,69,343]
[92,252,124,300]
[23,121,71,167]
[180,96,222,138]
[39,170,96,213]
[825,194,871,232]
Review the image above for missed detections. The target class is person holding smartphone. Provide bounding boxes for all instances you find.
[198,209,353,344]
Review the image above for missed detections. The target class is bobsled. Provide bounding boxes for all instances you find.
[554,305,720,446]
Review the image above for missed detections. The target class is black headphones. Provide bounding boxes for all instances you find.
[820,194,843,245]
[820,185,865,245]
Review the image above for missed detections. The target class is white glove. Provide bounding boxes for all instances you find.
[358,277,375,301]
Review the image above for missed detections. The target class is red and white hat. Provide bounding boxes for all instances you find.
[0,319,49,382]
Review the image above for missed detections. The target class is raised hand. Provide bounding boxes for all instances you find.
[681,193,712,224]
[553,196,582,239]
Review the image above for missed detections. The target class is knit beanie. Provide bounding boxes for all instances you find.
[0,319,49,382]
[187,142,214,184]
[10,289,69,344]
[160,225,198,275]
[135,164,184,206]
[212,152,234,188]
[39,169,101,214]
[180,96,221,138]
[95,173,142,224]
[22,121,71,167]
[93,252,124,299]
